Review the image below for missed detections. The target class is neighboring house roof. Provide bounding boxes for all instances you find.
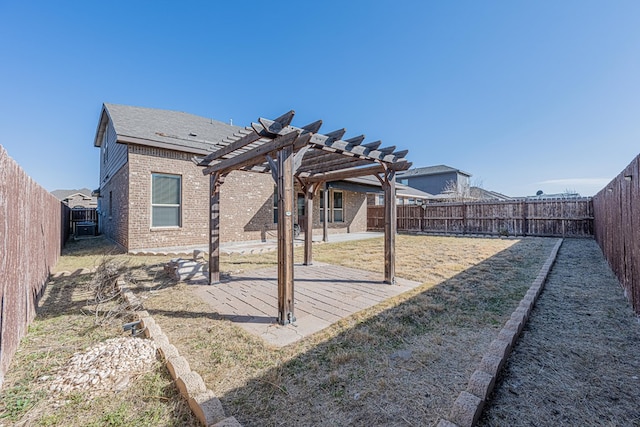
[469,187,513,201]
[398,164,472,178]
[344,176,434,199]
[94,103,242,155]
[51,188,93,201]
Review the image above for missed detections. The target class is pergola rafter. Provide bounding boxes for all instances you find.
[198,110,411,325]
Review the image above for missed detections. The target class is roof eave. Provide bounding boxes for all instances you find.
[93,104,110,147]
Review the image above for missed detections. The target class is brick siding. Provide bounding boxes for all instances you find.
[99,163,129,249]
[103,144,369,251]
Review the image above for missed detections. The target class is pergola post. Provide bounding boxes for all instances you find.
[209,173,224,285]
[303,183,315,265]
[383,169,397,284]
[323,183,329,242]
[277,145,295,325]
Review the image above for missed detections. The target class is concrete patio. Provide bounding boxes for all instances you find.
[190,261,422,347]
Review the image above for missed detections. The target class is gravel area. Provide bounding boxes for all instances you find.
[479,238,640,426]
[46,337,157,397]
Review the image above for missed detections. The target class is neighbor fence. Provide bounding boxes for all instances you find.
[0,145,69,386]
[593,153,640,314]
[368,198,593,237]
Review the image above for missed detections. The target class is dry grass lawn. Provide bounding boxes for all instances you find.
[136,234,557,426]
[479,238,640,427]
[0,234,560,426]
[0,238,198,427]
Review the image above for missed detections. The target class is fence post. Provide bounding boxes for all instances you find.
[462,202,467,235]
[522,201,527,236]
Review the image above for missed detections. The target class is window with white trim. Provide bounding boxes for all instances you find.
[332,191,344,222]
[151,173,181,227]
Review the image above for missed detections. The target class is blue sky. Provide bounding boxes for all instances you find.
[1,1,638,196]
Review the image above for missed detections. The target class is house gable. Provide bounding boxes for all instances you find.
[398,164,471,195]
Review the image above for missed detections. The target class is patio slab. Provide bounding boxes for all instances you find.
[191,262,422,347]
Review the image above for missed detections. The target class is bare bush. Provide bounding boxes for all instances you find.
[87,257,136,326]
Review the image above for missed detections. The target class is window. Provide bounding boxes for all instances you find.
[297,194,305,217]
[102,131,109,164]
[319,190,325,222]
[332,191,343,222]
[109,191,113,218]
[152,173,181,227]
[273,186,278,223]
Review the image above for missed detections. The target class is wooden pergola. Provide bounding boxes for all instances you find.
[196,111,411,325]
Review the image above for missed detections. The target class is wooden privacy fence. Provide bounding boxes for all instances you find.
[71,207,97,223]
[70,207,98,235]
[0,145,69,387]
[368,198,593,237]
[593,153,640,314]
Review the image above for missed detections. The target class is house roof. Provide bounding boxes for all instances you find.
[398,164,471,178]
[51,188,93,201]
[469,186,512,201]
[95,103,242,155]
[96,104,411,181]
[343,176,434,199]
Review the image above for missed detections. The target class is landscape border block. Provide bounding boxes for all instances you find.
[117,276,236,426]
[440,238,563,426]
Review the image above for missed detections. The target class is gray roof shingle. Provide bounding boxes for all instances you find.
[101,103,242,153]
[398,164,471,178]
[51,188,93,200]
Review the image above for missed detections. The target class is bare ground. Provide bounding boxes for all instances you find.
[479,238,640,427]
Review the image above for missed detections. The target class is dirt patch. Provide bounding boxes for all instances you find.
[479,238,640,426]
[138,235,557,426]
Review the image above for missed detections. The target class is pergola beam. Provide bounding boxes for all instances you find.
[302,136,366,163]
[302,152,365,167]
[302,158,373,175]
[202,130,302,175]
[303,161,412,183]
[198,126,263,166]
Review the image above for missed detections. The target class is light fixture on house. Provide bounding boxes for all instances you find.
[624,174,633,181]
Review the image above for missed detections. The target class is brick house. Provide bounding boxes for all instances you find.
[93,103,373,252]
[51,188,97,208]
